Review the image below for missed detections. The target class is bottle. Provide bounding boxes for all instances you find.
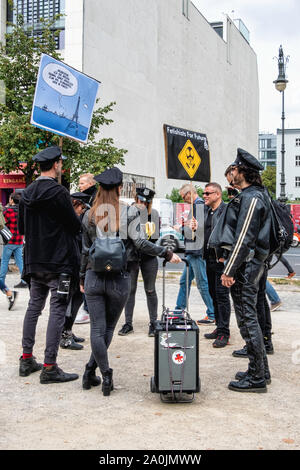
[57,273,71,302]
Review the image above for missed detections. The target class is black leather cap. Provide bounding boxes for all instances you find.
[33,146,66,162]
[70,192,91,204]
[231,148,264,172]
[136,187,155,202]
[94,167,123,189]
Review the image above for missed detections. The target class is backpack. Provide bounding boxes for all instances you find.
[89,234,127,274]
[267,194,294,269]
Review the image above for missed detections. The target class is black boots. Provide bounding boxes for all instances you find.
[102,368,114,396]
[228,376,267,393]
[19,356,42,377]
[40,365,79,384]
[235,369,271,385]
[82,363,101,390]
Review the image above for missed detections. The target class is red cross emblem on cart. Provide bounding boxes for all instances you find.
[172,350,186,364]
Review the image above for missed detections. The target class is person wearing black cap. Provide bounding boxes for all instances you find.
[60,192,91,351]
[118,187,160,337]
[208,148,272,393]
[18,146,82,383]
[224,165,275,359]
[79,168,180,396]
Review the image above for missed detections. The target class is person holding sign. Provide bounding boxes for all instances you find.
[173,184,214,323]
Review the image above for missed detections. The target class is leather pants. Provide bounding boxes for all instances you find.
[230,258,270,381]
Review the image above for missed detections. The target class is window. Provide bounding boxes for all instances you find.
[296,138,300,147]
[296,177,300,187]
[8,1,65,49]
[260,139,265,149]
[296,156,300,167]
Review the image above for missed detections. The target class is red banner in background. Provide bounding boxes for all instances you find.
[0,172,26,188]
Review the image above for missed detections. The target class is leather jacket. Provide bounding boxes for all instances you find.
[80,202,171,281]
[208,185,272,278]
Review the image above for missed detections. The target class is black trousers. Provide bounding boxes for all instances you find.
[231,259,270,381]
[206,260,231,336]
[22,273,68,364]
[63,287,84,332]
[124,256,158,325]
[256,264,272,339]
[85,269,130,373]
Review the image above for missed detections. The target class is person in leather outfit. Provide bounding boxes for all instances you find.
[79,168,181,396]
[208,148,272,393]
[225,168,274,358]
[118,187,161,337]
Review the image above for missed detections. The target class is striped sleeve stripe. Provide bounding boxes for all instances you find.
[224,197,258,276]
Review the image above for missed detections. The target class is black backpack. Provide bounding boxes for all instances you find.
[267,193,294,268]
[89,235,127,274]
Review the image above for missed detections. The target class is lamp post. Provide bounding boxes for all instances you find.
[273,45,289,203]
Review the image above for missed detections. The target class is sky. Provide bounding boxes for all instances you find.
[192,0,300,134]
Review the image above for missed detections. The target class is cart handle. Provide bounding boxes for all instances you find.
[162,258,189,312]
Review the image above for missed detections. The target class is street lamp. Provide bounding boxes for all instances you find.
[273,45,289,202]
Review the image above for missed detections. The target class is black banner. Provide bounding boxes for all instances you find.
[164,124,211,182]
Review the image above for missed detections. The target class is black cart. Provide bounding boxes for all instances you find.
[150,258,200,403]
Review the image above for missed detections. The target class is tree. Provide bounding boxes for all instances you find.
[261,166,276,199]
[0,14,127,186]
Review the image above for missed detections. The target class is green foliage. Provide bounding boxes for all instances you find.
[165,188,184,202]
[0,14,127,186]
[261,166,276,199]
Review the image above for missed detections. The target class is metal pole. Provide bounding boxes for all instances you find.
[280,90,286,202]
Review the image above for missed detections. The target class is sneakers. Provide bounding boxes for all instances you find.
[60,332,83,350]
[213,335,229,348]
[40,364,79,384]
[197,316,215,325]
[19,356,43,377]
[286,271,296,279]
[14,281,28,288]
[148,323,156,337]
[204,328,218,340]
[118,323,134,336]
[7,291,18,311]
[74,308,90,324]
[270,301,282,312]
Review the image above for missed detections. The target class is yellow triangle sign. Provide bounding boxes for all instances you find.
[178,139,201,179]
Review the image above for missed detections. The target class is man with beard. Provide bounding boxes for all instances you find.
[208,148,272,393]
[18,146,81,384]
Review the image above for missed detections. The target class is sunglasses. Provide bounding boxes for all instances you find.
[203,191,216,196]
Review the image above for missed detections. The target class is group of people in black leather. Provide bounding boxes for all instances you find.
[17,144,273,395]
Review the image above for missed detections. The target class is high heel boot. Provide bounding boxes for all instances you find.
[82,363,101,390]
[102,368,114,396]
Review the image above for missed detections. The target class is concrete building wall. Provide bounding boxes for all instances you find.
[0,0,259,196]
[65,0,259,195]
[277,129,300,200]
